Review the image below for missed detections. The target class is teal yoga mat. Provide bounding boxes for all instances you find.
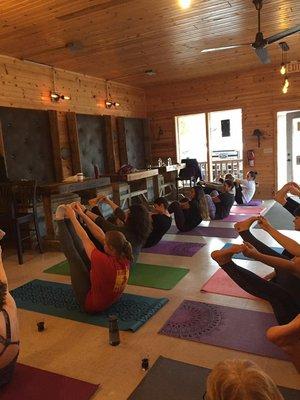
[128,356,300,400]
[221,242,283,260]
[44,261,190,290]
[11,280,168,332]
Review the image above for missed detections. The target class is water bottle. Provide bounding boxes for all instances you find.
[158,158,162,167]
[167,157,172,166]
[109,315,120,346]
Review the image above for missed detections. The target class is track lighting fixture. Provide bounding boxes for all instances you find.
[50,91,71,102]
[279,42,290,94]
[105,100,120,109]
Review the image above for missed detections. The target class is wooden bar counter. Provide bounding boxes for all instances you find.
[39,176,111,240]
[102,169,159,206]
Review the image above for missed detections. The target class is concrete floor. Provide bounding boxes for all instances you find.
[3,200,300,398]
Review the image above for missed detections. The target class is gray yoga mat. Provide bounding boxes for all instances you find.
[254,202,295,230]
[159,300,288,360]
[128,356,299,400]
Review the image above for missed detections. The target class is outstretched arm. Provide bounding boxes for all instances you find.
[258,216,300,257]
[65,206,97,259]
[73,204,106,245]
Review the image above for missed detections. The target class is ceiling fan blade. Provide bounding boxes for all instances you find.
[254,46,270,64]
[266,25,300,44]
[201,44,250,53]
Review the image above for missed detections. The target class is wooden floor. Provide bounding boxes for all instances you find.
[3,200,300,399]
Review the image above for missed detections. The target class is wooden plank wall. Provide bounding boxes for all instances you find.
[0,54,146,179]
[145,65,300,199]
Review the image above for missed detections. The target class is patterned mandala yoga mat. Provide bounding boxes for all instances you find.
[159,300,288,360]
[12,279,168,331]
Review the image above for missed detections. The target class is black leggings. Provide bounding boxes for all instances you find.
[57,220,91,309]
[221,229,300,325]
[168,201,199,232]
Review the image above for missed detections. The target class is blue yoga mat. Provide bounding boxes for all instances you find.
[221,243,283,260]
[11,280,168,332]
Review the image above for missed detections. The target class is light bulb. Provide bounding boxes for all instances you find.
[179,0,191,9]
[282,86,288,94]
[284,78,289,88]
[280,63,286,75]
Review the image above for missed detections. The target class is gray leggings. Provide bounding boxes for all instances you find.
[57,220,91,309]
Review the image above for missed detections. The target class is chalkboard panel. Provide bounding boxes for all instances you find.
[0,107,55,183]
[124,118,146,169]
[76,114,107,178]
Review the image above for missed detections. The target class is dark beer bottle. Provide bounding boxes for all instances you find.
[109,315,120,346]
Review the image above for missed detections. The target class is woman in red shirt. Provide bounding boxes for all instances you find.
[56,203,133,313]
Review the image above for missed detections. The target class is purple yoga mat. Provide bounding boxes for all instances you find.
[159,300,288,361]
[168,225,238,239]
[142,240,205,257]
[241,199,263,206]
[0,363,99,400]
[222,214,257,222]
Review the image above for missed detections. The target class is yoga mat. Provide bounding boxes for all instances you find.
[128,356,299,400]
[242,199,263,206]
[12,280,168,332]
[230,206,265,214]
[168,225,238,238]
[221,242,283,260]
[44,261,190,290]
[0,363,99,400]
[222,214,258,222]
[159,300,289,360]
[128,263,189,290]
[254,202,295,230]
[201,268,260,300]
[142,240,205,257]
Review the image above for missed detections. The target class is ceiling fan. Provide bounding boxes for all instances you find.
[201,0,300,64]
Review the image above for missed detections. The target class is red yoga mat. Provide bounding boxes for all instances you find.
[201,268,261,301]
[0,363,99,400]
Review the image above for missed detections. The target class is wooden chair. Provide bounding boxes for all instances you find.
[0,180,43,264]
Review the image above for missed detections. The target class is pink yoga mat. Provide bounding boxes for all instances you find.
[222,214,257,222]
[201,268,261,301]
[0,363,99,400]
[230,206,265,214]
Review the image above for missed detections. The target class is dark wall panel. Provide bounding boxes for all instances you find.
[0,107,55,183]
[76,114,106,178]
[124,118,145,169]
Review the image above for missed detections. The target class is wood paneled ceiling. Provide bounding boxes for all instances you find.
[0,0,299,87]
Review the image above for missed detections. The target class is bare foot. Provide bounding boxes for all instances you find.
[211,244,245,265]
[234,216,259,232]
[267,315,300,372]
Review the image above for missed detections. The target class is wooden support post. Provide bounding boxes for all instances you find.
[116,117,128,166]
[104,116,120,173]
[66,112,82,174]
[0,120,8,180]
[205,113,213,181]
[48,111,64,182]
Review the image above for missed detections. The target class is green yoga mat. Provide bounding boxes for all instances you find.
[11,280,168,332]
[44,261,189,290]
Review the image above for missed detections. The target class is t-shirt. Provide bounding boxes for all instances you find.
[215,192,235,219]
[240,180,256,204]
[143,213,172,248]
[84,248,130,313]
